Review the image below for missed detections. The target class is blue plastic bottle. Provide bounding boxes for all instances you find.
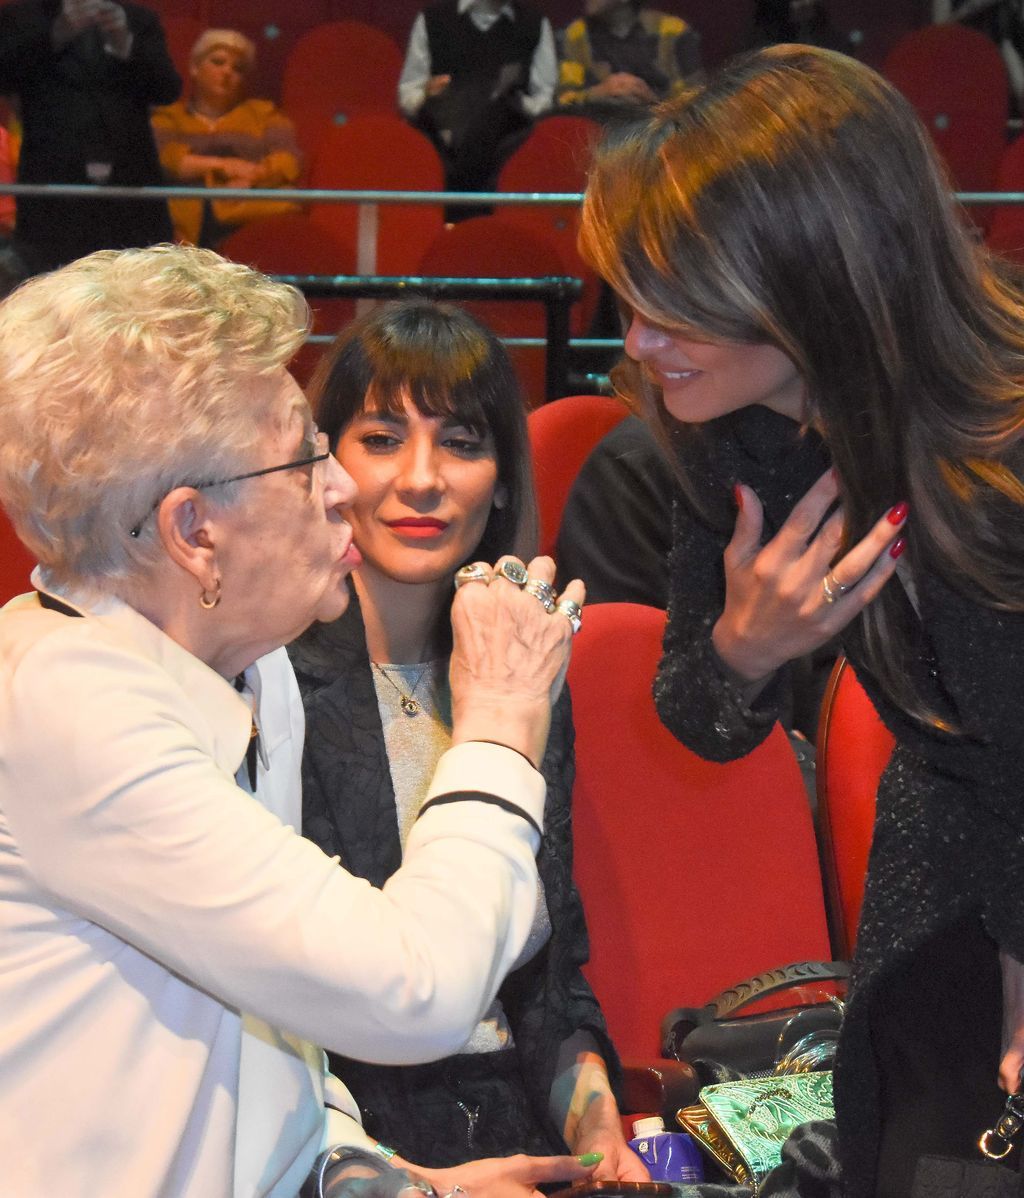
[626,1116,705,1183]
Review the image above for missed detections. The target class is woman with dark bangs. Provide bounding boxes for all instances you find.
[579,43,1024,1197]
[288,300,644,1190]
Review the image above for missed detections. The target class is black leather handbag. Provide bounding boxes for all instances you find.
[661,961,850,1076]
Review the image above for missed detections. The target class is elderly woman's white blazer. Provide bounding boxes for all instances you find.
[0,586,545,1198]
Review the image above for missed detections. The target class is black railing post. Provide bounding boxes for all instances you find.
[543,282,574,401]
[274,273,582,402]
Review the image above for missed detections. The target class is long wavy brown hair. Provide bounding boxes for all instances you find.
[579,44,1024,723]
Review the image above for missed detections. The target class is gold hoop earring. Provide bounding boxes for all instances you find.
[199,579,222,610]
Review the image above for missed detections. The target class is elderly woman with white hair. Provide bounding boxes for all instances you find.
[0,243,589,1198]
[152,28,301,246]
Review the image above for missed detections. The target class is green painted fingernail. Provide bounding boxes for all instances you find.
[577,1153,603,1166]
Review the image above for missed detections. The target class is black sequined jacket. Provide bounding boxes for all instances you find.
[653,406,1024,1198]
[287,588,620,1164]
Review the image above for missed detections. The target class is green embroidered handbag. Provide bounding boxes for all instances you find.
[678,1071,835,1192]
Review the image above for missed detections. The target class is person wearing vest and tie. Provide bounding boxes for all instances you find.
[398,0,556,218]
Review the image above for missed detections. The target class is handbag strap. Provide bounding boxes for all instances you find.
[662,960,851,1047]
[703,961,850,1019]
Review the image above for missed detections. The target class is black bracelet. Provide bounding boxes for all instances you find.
[418,791,542,839]
[464,739,540,771]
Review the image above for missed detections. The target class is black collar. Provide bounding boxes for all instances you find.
[37,592,82,618]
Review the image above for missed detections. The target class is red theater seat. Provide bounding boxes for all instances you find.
[526,393,628,557]
[418,215,578,405]
[987,134,1024,264]
[219,213,355,385]
[0,506,35,605]
[281,21,404,165]
[159,15,203,93]
[499,115,601,332]
[307,114,444,276]
[568,602,834,1062]
[883,24,1009,231]
[815,656,894,958]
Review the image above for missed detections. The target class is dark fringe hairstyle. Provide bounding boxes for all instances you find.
[308,297,538,571]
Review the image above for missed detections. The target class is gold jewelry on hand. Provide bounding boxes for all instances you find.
[821,571,850,604]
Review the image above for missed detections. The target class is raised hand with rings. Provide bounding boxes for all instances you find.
[523,577,557,613]
[450,554,586,768]
[711,469,909,687]
[555,597,582,635]
[492,559,529,587]
[455,562,492,590]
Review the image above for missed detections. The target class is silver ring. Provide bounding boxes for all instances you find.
[493,559,528,587]
[523,577,556,612]
[454,563,490,590]
[821,571,850,605]
[555,597,583,634]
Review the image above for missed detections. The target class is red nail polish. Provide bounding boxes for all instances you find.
[889,537,907,559]
[887,501,909,525]
[733,483,744,511]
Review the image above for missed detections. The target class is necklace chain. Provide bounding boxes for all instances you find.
[372,662,430,716]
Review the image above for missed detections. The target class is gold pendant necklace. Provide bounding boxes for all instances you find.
[373,662,429,716]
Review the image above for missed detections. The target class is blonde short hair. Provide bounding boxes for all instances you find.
[190,28,256,73]
[0,244,309,593]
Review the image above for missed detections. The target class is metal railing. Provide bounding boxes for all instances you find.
[2,182,1021,398]
[280,273,582,400]
[0,182,1020,205]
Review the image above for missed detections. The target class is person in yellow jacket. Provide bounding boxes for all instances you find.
[557,0,702,109]
[152,29,301,247]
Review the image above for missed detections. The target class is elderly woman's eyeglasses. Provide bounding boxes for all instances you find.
[129,429,331,538]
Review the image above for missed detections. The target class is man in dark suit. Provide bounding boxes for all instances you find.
[0,0,180,272]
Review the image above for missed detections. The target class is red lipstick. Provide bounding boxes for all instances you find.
[386,517,449,539]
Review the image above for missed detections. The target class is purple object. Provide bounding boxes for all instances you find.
[627,1117,705,1183]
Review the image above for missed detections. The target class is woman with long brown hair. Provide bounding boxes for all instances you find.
[580,44,1024,1195]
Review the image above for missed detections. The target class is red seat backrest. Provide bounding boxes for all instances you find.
[987,134,1024,264]
[883,24,1008,229]
[0,505,35,605]
[527,394,629,557]
[308,114,444,276]
[219,213,356,386]
[499,116,602,331]
[281,21,404,164]
[159,15,202,96]
[815,656,894,958]
[499,115,600,194]
[883,24,1009,118]
[418,215,572,405]
[568,602,833,1060]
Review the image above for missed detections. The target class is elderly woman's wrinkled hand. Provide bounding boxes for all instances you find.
[449,555,585,768]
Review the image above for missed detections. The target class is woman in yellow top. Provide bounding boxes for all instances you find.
[152,29,301,247]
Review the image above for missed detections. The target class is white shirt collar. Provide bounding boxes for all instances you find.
[458,0,517,21]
